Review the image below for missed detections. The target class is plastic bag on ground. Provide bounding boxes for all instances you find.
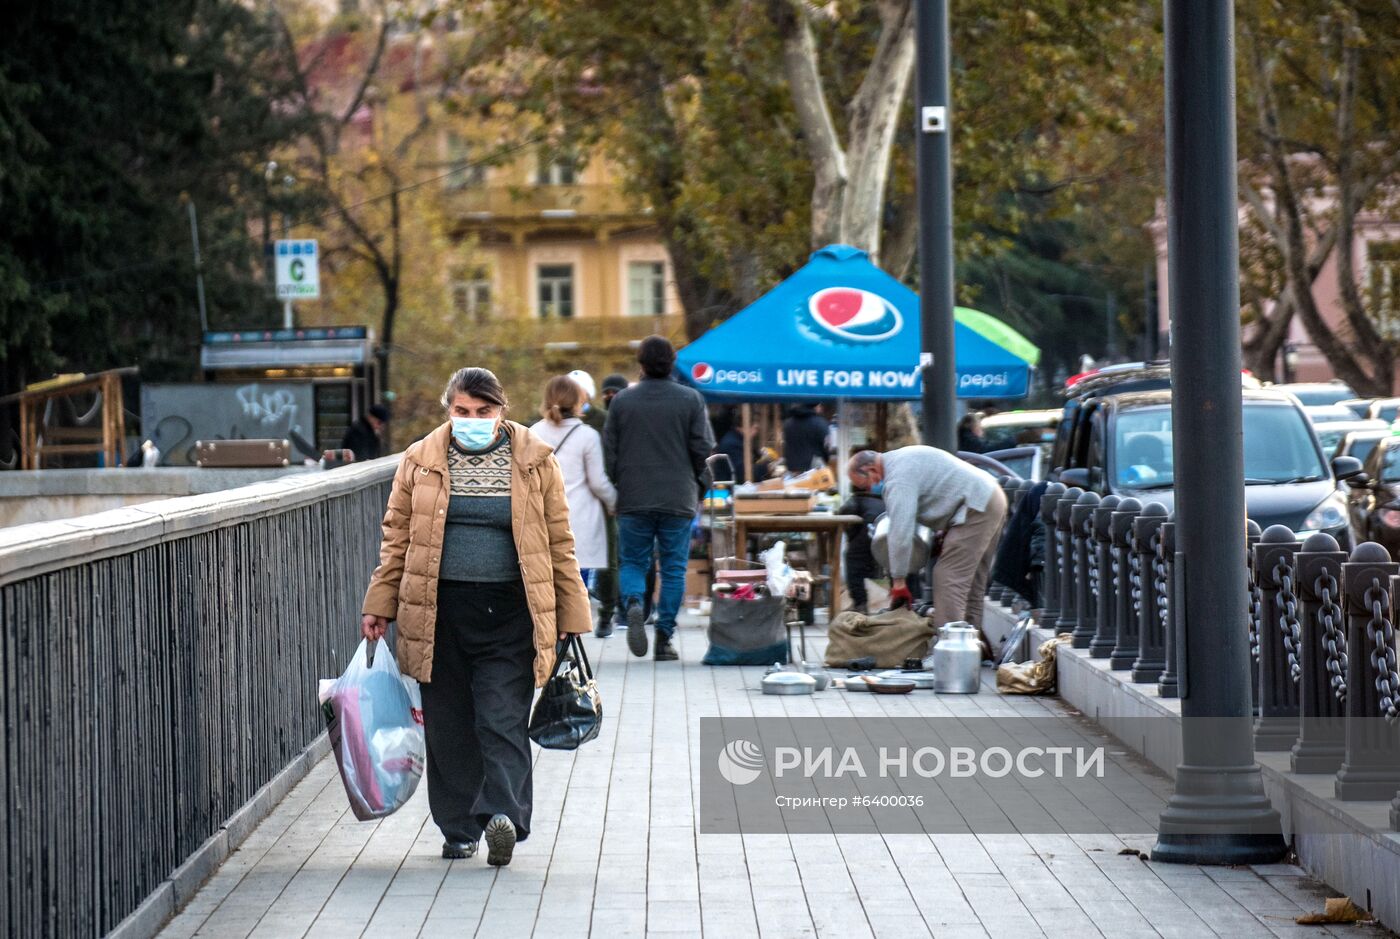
[318,638,425,820]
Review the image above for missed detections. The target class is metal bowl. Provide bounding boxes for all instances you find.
[877,669,935,690]
[761,671,817,695]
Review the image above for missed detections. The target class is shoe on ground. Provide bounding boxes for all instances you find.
[594,612,614,638]
[654,634,678,661]
[626,602,648,657]
[485,814,516,867]
[442,840,478,860]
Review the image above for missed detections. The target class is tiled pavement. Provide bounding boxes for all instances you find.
[158,622,1383,939]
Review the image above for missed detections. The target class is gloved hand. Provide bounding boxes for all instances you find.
[888,584,914,609]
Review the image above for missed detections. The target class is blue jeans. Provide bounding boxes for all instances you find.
[618,512,692,638]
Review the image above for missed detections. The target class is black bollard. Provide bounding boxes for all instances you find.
[1157,519,1180,699]
[1247,519,1262,715]
[1070,491,1102,649]
[1089,495,1122,658]
[1291,532,1347,774]
[1055,487,1085,637]
[1108,498,1143,670]
[1038,483,1068,629]
[1335,543,1400,800]
[1252,526,1303,752]
[1131,503,1170,682]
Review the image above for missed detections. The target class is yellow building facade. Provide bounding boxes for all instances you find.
[442,144,685,349]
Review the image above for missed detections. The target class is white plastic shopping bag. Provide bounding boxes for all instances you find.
[318,639,425,820]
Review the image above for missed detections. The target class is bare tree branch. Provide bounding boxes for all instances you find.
[767,0,847,248]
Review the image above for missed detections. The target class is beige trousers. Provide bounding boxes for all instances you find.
[932,486,1008,631]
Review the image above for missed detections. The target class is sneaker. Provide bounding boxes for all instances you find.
[485,814,516,867]
[626,602,648,657]
[442,840,478,860]
[594,611,614,638]
[654,634,678,661]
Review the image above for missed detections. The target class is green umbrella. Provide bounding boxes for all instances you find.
[955,306,1041,366]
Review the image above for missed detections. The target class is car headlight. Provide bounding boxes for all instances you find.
[1300,494,1348,533]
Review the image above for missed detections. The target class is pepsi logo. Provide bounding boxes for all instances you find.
[692,363,714,383]
[808,287,902,342]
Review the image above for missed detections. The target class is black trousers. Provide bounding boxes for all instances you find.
[845,552,878,607]
[422,579,536,843]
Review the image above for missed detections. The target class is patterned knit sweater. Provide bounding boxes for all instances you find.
[439,433,520,583]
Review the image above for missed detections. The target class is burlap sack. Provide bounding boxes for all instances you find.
[823,608,936,669]
[996,634,1072,694]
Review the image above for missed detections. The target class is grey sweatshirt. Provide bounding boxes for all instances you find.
[881,446,997,577]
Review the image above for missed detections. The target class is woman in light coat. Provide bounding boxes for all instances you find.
[361,367,591,866]
[530,375,617,580]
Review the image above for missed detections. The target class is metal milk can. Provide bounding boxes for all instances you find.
[932,623,982,694]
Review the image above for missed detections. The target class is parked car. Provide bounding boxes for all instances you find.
[1051,361,1260,475]
[1270,381,1355,408]
[1304,404,1364,425]
[1054,389,1362,546]
[1364,397,1400,423]
[980,408,1062,450]
[1339,398,1377,419]
[1344,436,1400,556]
[981,446,1043,481]
[1333,428,1388,466]
[1311,419,1389,456]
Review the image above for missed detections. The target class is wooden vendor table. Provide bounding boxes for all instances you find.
[730,513,863,623]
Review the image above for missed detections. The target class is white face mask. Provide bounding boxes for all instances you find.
[451,416,499,449]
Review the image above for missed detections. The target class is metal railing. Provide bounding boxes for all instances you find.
[0,459,397,937]
[1001,482,1400,831]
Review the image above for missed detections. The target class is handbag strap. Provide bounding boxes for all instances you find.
[552,423,582,454]
[552,633,594,682]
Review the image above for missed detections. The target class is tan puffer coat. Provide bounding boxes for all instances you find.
[361,420,592,686]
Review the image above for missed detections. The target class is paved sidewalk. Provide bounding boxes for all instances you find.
[160,623,1375,939]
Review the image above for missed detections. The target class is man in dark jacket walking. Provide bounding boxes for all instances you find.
[782,403,829,473]
[339,404,390,461]
[604,336,714,660]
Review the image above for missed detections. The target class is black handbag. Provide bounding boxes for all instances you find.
[528,634,602,749]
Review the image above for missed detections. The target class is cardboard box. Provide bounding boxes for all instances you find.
[685,559,712,599]
[754,466,835,493]
[735,492,819,515]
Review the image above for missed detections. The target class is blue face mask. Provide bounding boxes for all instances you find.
[452,416,499,450]
[581,402,591,414]
[871,481,885,495]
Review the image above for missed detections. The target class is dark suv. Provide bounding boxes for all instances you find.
[1052,388,1361,544]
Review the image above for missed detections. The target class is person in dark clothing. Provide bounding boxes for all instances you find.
[339,404,390,461]
[956,412,991,454]
[603,335,714,660]
[990,480,1048,606]
[782,403,829,473]
[714,422,770,485]
[709,405,736,447]
[838,488,885,613]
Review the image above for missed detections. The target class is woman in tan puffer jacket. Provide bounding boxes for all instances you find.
[361,367,590,867]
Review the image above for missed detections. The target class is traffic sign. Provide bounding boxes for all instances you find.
[275,240,320,300]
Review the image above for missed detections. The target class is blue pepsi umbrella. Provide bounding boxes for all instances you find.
[676,244,1038,400]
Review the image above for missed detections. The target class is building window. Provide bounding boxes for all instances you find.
[444,133,486,190]
[451,266,492,324]
[1371,241,1400,340]
[536,152,577,186]
[627,261,666,317]
[537,264,574,318]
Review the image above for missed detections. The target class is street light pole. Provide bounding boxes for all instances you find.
[916,0,956,452]
[1153,0,1286,865]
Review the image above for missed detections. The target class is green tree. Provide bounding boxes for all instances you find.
[0,0,320,403]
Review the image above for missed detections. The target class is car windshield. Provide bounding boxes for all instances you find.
[1113,403,1326,489]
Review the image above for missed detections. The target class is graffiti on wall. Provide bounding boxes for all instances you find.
[141,383,320,465]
